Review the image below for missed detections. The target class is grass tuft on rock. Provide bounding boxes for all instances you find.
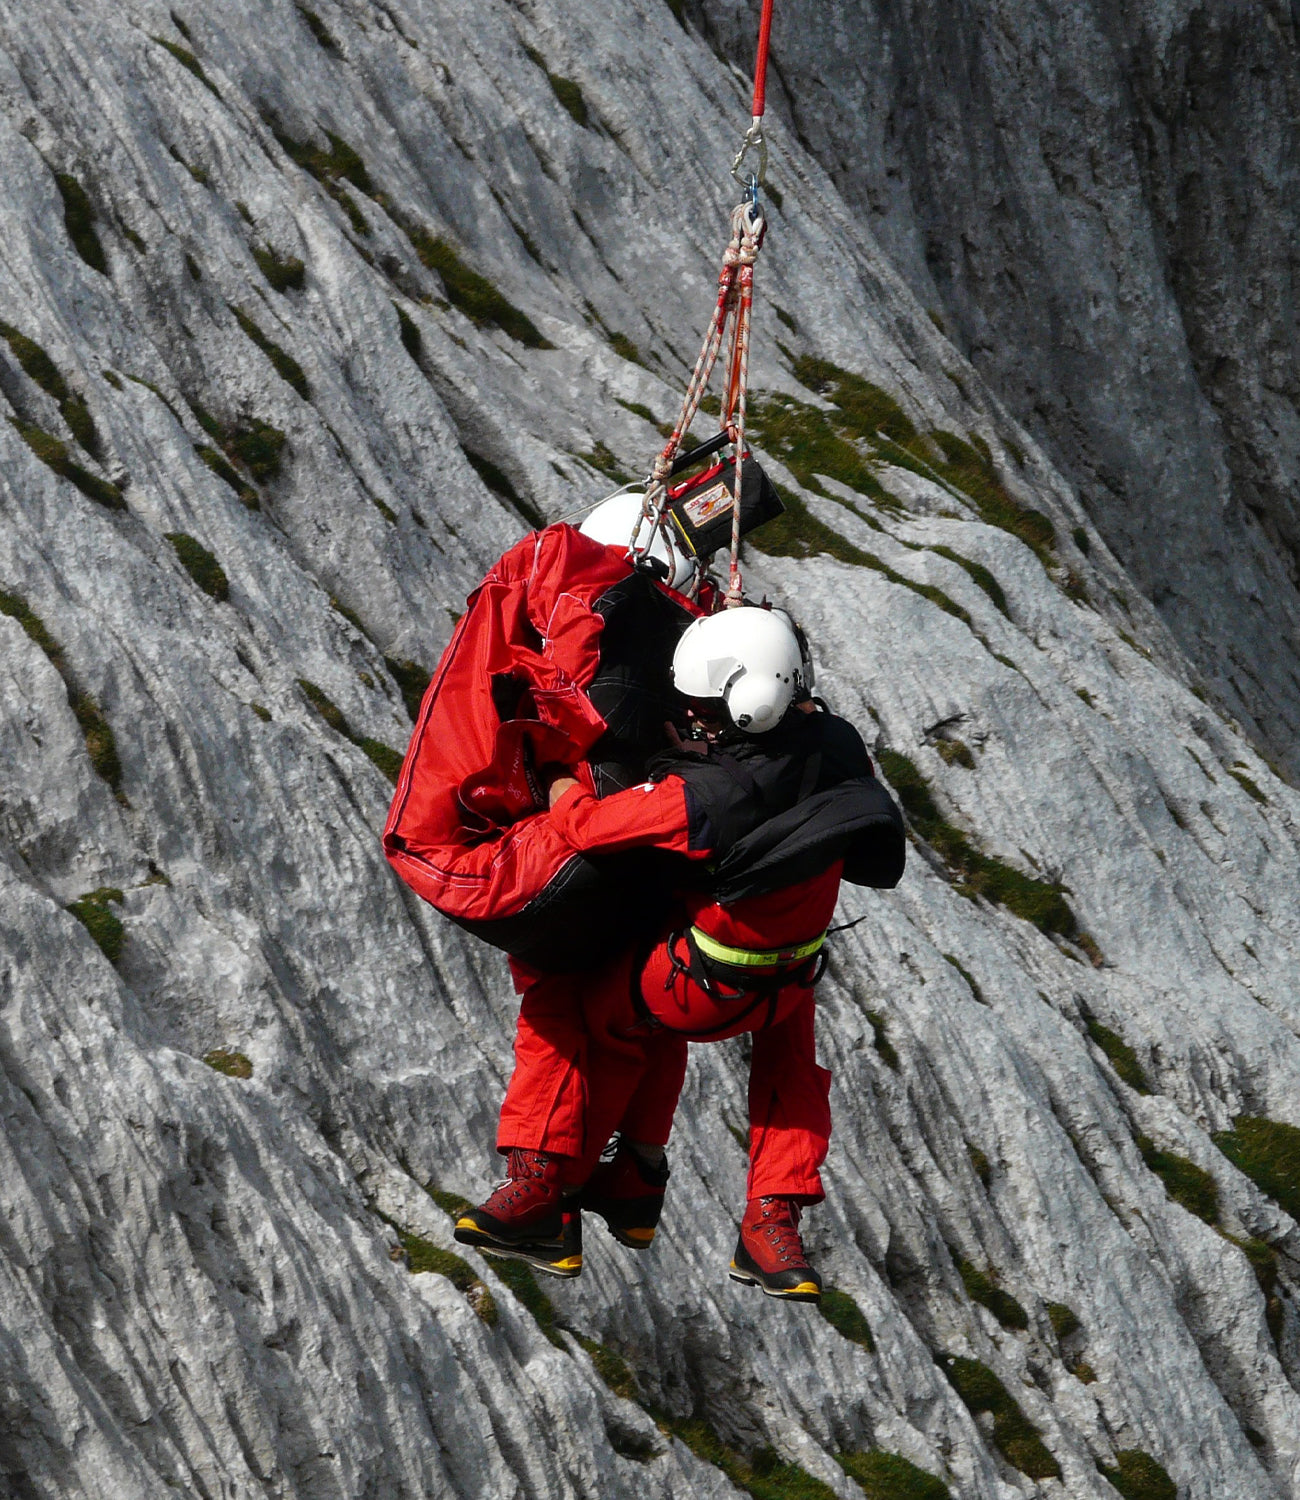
[0,588,123,792]
[1136,1136,1219,1224]
[254,246,306,292]
[1045,1301,1081,1341]
[231,307,310,398]
[298,678,404,784]
[1085,1019,1151,1093]
[928,431,1056,562]
[296,5,339,49]
[865,1010,899,1071]
[405,226,551,347]
[464,450,545,529]
[579,1337,640,1401]
[877,749,1080,939]
[165,533,228,601]
[227,421,287,483]
[1227,767,1268,805]
[1098,1450,1177,1500]
[272,125,373,233]
[67,888,125,963]
[384,656,432,720]
[928,545,1009,616]
[957,1260,1028,1330]
[1212,1116,1300,1220]
[0,321,102,457]
[747,481,873,566]
[791,357,917,444]
[935,738,975,769]
[55,173,107,272]
[936,1354,1059,1479]
[195,444,259,507]
[393,301,422,361]
[547,73,589,127]
[836,1450,951,1500]
[10,419,123,509]
[424,1185,473,1220]
[818,1287,874,1349]
[609,331,645,365]
[203,1048,252,1079]
[663,1420,839,1500]
[398,1231,497,1325]
[151,34,221,96]
[483,1257,564,1347]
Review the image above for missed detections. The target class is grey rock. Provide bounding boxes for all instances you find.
[1,1,1298,1497]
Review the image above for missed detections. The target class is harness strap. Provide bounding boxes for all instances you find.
[689,925,825,969]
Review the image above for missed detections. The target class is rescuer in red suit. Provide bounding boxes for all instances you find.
[455,607,905,1300]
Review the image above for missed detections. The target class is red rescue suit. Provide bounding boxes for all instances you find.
[498,777,845,1203]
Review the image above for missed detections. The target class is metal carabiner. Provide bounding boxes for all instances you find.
[730,118,768,194]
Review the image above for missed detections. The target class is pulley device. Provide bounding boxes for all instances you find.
[628,0,777,608]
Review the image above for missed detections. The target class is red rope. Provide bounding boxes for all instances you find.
[750,0,775,119]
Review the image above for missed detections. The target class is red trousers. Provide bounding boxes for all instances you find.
[497,942,833,1203]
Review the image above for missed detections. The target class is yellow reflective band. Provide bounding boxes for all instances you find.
[690,926,825,969]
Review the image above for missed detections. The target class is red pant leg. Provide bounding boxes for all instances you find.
[496,967,589,1163]
[746,993,831,1204]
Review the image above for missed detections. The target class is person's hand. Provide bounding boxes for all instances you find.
[664,721,708,756]
[546,773,580,807]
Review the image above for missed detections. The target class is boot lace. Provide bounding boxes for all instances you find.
[756,1197,807,1266]
[482,1149,552,1211]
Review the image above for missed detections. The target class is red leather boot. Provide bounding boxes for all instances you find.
[579,1139,670,1249]
[728,1196,822,1302]
[454,1149,583,1277]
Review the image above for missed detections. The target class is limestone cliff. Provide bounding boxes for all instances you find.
[1,2,1298,1497]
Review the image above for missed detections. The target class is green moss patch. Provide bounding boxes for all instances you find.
[615,397,658,425]
[165,532,228,601]
[578,1337,639,1400]
[665,1421,838,1500]
[0,322,102,458]
[296,6,339,49]
[1136,1136,1218,1224]
[484,1257,564,1347]
[298,678,403,783]
[1045,1301,1081,1341]
[9,419,123,509]
[203,1047,252,1078]
[547,73,589,127]
[608,331,645,365]
[1098,1449,1176,1500]
[384,656,432,720]
[398,1232,497,1325]
[67,887,125,962]
[1227,768,1267,805]
[195,444,259,507]
[943,954,985,1004]
[227,421,286,483]
[231,307,310,398]
[0,588,122,792]
[791,357,917,445]
[957,1260,1028,1330]
[836,1450,951,1500]
[151,35,221,96]
[935,738,975,768]
[464,450,545,529]
[746,391,887,502]
[928,545,1009,617]
[936,1354,1059,1479]
[424,1185,473,1219]
[865,1009,899,1071]
[1213,1116,1300,1220]
[393,301,422,361]
[818,1287,873,1349]
[927,432,1055,562]
[1085,1019,1151,1094]
[877,749,1079,939]
[742,480,871,566]
[405,226,550,347]
[55,173,107,273]
[272,124,372,234]
[254,246,306,292]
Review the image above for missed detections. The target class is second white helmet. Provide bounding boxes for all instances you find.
[579,491,695,592]
[671,605,808,733]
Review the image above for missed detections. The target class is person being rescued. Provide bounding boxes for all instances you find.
[452,605,906,1301]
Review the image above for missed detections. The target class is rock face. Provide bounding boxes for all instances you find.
[0,2,1298,1498]
[689,0,1300,775]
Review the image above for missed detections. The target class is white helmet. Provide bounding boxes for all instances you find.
[671,606,807,733]
[579,491,695,592]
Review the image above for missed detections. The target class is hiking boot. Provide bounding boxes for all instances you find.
[579,1139,670,1250]
[475,1203,583,1280]
[454,1148,568,1251]
[728,1196,822,1302]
